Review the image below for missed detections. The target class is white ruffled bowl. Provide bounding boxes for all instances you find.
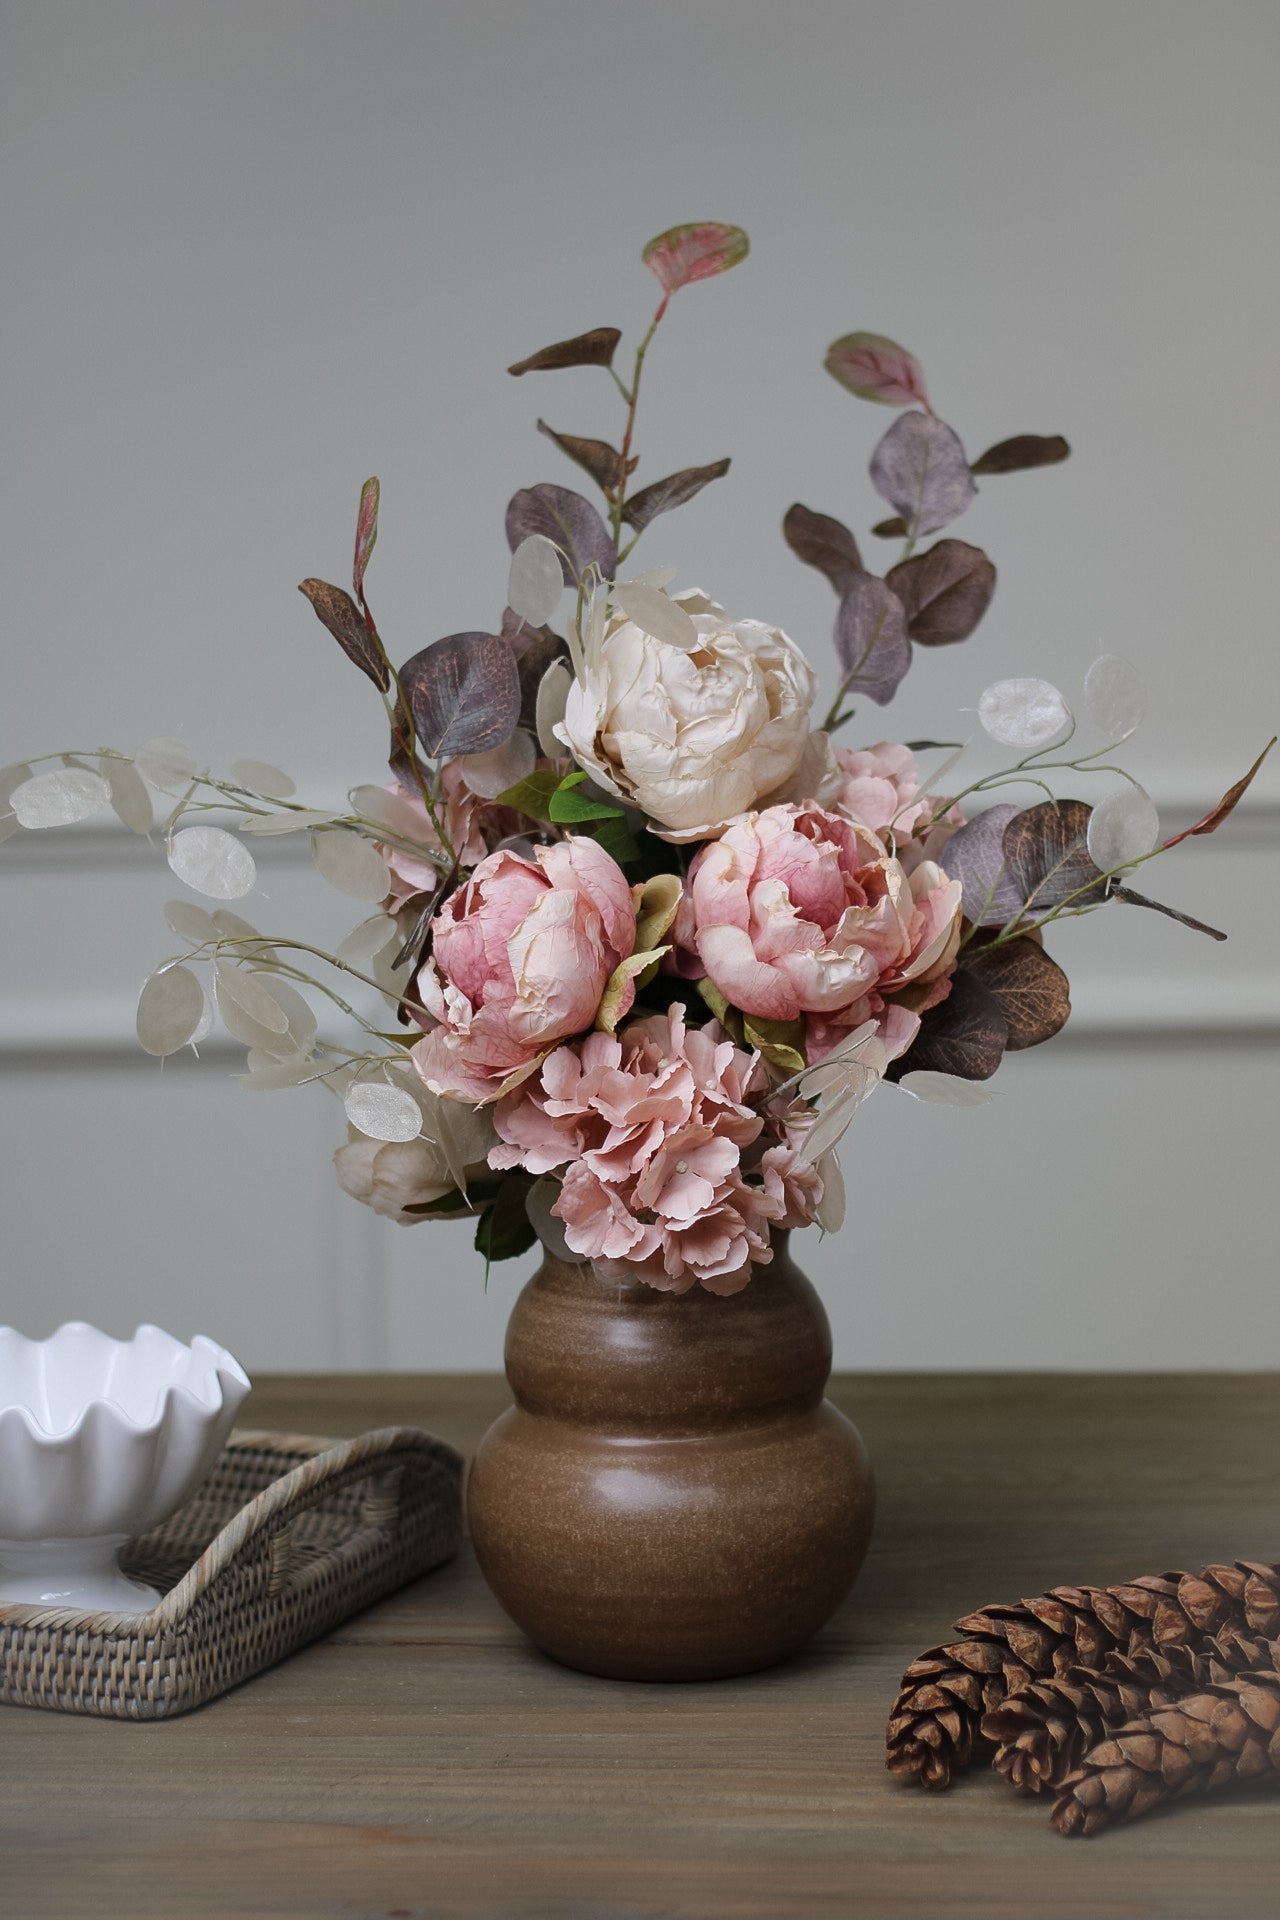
[0,1323,251,1613]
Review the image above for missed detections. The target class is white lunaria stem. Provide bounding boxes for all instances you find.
[10,767,111,828]
[1087,785,1160,870]
[535,661,573,759]
[164,899,219,943]
[1083,655,1145,742]
[134,738,197,795]
[458,729,537,801]
[814,1150,846,1234]
[311,829,390,902]
[337,914,401,969]
[136,965,206,1056]
[213,961,291,1034]
[897,1070,994,1106]
[344,1081,425,1143]
[239,1056,325,1091]
[102,756,153,834]
[611,582,700,652]
[168,826,257,900]
[526,1177,587,1262]
[507,534,565,628]
[977,678,1072,749]
[241,807,345,835]
[231,759,296,799]
[211,908,275,959]
[0,763,32,842]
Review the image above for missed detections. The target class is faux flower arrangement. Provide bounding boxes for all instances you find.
[4,222,1270,1298]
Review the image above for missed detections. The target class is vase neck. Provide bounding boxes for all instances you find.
[502,1240,832,1434]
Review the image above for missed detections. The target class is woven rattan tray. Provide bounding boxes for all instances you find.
[0,1425,463,1718]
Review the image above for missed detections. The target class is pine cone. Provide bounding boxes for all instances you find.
[983,1642,1214,1794]
[886,1562,1280,1791]
[1053,1669,1280,1835]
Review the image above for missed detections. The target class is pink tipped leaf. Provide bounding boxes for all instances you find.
[1159,739,1276,851]
[641,222,749,296]
[825,333,931,411]
[353,477,379,613]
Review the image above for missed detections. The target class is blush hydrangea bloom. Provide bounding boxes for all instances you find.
[490,1007,820,1295]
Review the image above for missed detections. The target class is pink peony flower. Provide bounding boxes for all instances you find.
[491,1008,784,1295]
[830,741,965,873]
[412,836,636,1103]
[675,802,963,1060]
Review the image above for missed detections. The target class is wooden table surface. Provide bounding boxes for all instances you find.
[4,1373,1278,1920]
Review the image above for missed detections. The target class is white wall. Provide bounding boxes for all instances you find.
[2,0,1277,1370]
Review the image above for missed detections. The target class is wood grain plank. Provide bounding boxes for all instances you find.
[4,1374,1278,1919]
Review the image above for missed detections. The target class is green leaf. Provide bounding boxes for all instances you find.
[743,1014,807,1075]
[695,977,744,1045]
[475,1178,537,1262]
[589,815,640,865]
[548,770,624,824]
[495,766,562,822]
[400,1188,467,1217]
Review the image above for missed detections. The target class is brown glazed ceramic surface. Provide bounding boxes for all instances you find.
[466,1235,875,1681]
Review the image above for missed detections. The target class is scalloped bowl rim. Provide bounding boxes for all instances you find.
[0,1322,251,1443]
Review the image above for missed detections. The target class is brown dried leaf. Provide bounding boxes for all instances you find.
[872,516,910,538]
[299,578,389,692]
[970,433,1070,475]
[782,503,863,594]
[622,458,732,533]
[886,538,997,647]
[537,420,629,493]
[1003,801,1107,914]
[963,935,1071,1050]
[508,327,622,376]
[886,970,1007,1082]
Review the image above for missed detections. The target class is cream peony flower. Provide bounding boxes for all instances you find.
[333,1130,466,1224]
[559,588,819,841]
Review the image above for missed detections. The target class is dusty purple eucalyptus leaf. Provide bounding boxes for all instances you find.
[298,579,390,692]
[508,327,622,376]
[832,575,911,706]
[1003,800,1107,913]
[886,539,996,647]
[505,483,617,587]
[970,434,1070,476]
[641,222,749,295]
[782,503,863,595]
[886,970,1007,1083]
[824,332,930,410]
[622,458,731,533]
[870,412,976,537]
[400,632,521,759]
[536,421,630,494]
[353,477,379,607]
[939,804,1024,927]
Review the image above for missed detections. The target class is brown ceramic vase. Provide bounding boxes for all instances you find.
[466,1234,875,1681]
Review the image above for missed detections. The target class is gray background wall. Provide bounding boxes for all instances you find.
[2,0,1277,1371]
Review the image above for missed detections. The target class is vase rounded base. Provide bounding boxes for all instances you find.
[468,1397,875,1684]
